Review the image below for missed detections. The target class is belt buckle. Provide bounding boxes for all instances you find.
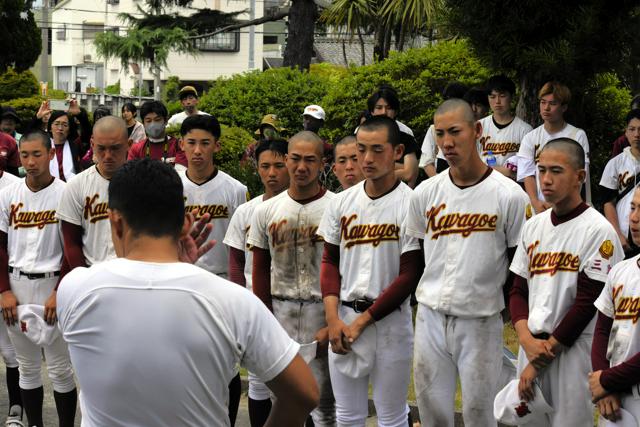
[353,299,367,313]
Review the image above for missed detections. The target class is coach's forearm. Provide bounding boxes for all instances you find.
[513,319,534,345]
[324,295,340,323]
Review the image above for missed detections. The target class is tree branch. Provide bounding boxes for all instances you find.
[187,10,289,39]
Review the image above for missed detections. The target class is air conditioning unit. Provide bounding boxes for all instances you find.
[56,29,66,40]
[83,54,92,63]
[107,0,119,4]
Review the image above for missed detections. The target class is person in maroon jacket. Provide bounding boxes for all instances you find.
[128,101,187,168]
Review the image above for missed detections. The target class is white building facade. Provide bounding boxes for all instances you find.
[51,0,263,95]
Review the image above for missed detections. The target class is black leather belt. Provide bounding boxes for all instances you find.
[533,332,550,340]
[272,295,322,304]
[342,299,375,313]
[8,267,60,280]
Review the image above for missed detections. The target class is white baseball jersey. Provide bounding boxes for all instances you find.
[0,179,65,273]
[404,169,529,317]
[317,181,420,301]
[478,116,532,166]
[247,190,335,301]
[419,125,437,168]
[516,123,591,201]
[179,169,247,276]
[0,172,20,191]
[510,207,623,336]
[223,194,264,290]
[595,255,640,368]
[56,165,115,265]
[599,147,640,237]
[166,110,210,127]
[57,258,299,427]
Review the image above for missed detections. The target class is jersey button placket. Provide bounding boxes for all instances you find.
[440,235,459,312]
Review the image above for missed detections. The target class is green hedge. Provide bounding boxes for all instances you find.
[0,68,39,102]
[3,96,42,127]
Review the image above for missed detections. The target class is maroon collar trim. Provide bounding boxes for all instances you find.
[550,202,589,226]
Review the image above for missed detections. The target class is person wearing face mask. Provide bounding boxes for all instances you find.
[127,101,187,170]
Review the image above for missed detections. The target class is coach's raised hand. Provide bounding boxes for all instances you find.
[178,210,215,264]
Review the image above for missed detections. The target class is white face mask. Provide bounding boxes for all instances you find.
[145,122,165,140]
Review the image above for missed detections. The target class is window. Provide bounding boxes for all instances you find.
[83,23,104,40]
[263,35,278,44]
[194,31,240,52]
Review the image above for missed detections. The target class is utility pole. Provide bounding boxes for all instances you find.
[40,0,49,86]
[248,0,255,69]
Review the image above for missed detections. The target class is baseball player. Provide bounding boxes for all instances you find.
[56,158,320,427]
[332,135,364,191]
[248,131,336,426]
[479,75,533,178]
[318,116,422,426]
[0,168,21,425]
[510,138,623,425]
[517,81,591,213]
[223,138,290,426]
[591,186,640,423]
[56,116,131,269]
[599,109,640,257]
[0,130,77,427]
[405,99,529,427]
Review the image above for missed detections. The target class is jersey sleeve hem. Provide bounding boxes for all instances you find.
[222,237,245,251]
[593,297,614,318]
[246,237,268,250]
[404,227,425,240]
[509,265,528,279]
[257,340,301,383]
[55,212,83,226]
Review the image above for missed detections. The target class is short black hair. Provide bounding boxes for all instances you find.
[140,101,168,121]
[333,135,356,158]
[464,87,490,108]
[486,75,516,97]
[180,115,221,140]
[47,110,78,141]
[93,105,112,123]
[254,138,288,163]
[367,85,400,112]
[19,129,51,150]
[122,102,137,115]
[626,109,640,125]
[108,158,185,239]
[542,137,585,170]
[442,82,469,100]
[357,115,400,147]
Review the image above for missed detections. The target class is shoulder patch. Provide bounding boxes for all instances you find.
[599,240,614,260]
[525,204,533,220]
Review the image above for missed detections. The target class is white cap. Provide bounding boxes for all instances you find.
[16,304,60,346]
[330,324,375,379]
[302,105,326,121]
[602,408,638,427]
[493,379,553,425]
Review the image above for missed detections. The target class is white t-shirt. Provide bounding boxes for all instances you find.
[599,147,640,237]
[247,190,335,301]
[0,178,65,273]
[0,172,20,191]
[419,125,437,168]
[478,116,532,167]
[56,165,115,266]
[223,194,264,290]
[404,169,529,317]
[317,181,420,301]
[57,258,299,427]
[510,207,623,336]
[595,255,640,368]
[167,111,211,127]
[179,170,247,276]
[516,123,590,202]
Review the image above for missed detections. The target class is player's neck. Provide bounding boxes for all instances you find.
[630,145,640,160]
[264,186,286,200]
[364,171,397,198]
[289,181,321,200]
[449,156,488,187]
[543,119,566,134]
[493,111,513,125]
[124,236,180,263]
[552,195,583,217]
[187,164,216,184]
[26,174,54,192]
[96,164,114,180]
[186,109,199,116]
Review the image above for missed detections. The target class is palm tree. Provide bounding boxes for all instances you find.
[381,0,442,51]
[320,0,377,66]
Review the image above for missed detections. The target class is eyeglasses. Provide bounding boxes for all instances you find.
[52,121,69,128]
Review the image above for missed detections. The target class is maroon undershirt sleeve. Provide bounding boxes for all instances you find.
[509,274,529,326]
[368,249,423,321]
[601,353,640,392]
[0,232,10,293]
[251,247,273,311]
[503,247,516,315]
[552,272,604,347]
[592,311,613,372]
[228,247,246,287]
[61,221,86,270]
[320,243,341,299]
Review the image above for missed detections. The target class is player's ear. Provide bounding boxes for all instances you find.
[394,143,404,162]
[108,208,125,257]
[577,168,586,185]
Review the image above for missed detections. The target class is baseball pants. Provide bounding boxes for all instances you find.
[8,276,75,392]
[414,304,502,427]
[328,302,412,427]
[272,299,336,427]
[0,319,18,368]
[516,335,593,426]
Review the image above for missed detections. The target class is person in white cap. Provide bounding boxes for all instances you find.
[56,158,320,427]
[303,105,326,135]
[590,186,640,423]
[0,129,77,427]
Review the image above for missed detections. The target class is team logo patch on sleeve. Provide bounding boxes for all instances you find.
[599,240,614,260]
[525,204,533,220]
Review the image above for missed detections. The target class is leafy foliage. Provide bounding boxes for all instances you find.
[3,96,42,128]
[0,0,41,72]
[162,76,182,103]
[105,80,121,95]
[0,68,39,102]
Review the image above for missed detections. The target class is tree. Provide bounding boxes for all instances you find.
[283,0,319,70]
[0,0,41,72]
[320,0,375,65]
[443,0,640,125]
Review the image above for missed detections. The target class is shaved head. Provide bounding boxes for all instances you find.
[93,116,128,141]
[289,131,324,157]
[434,99,476,125]
[541,138,585,170]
